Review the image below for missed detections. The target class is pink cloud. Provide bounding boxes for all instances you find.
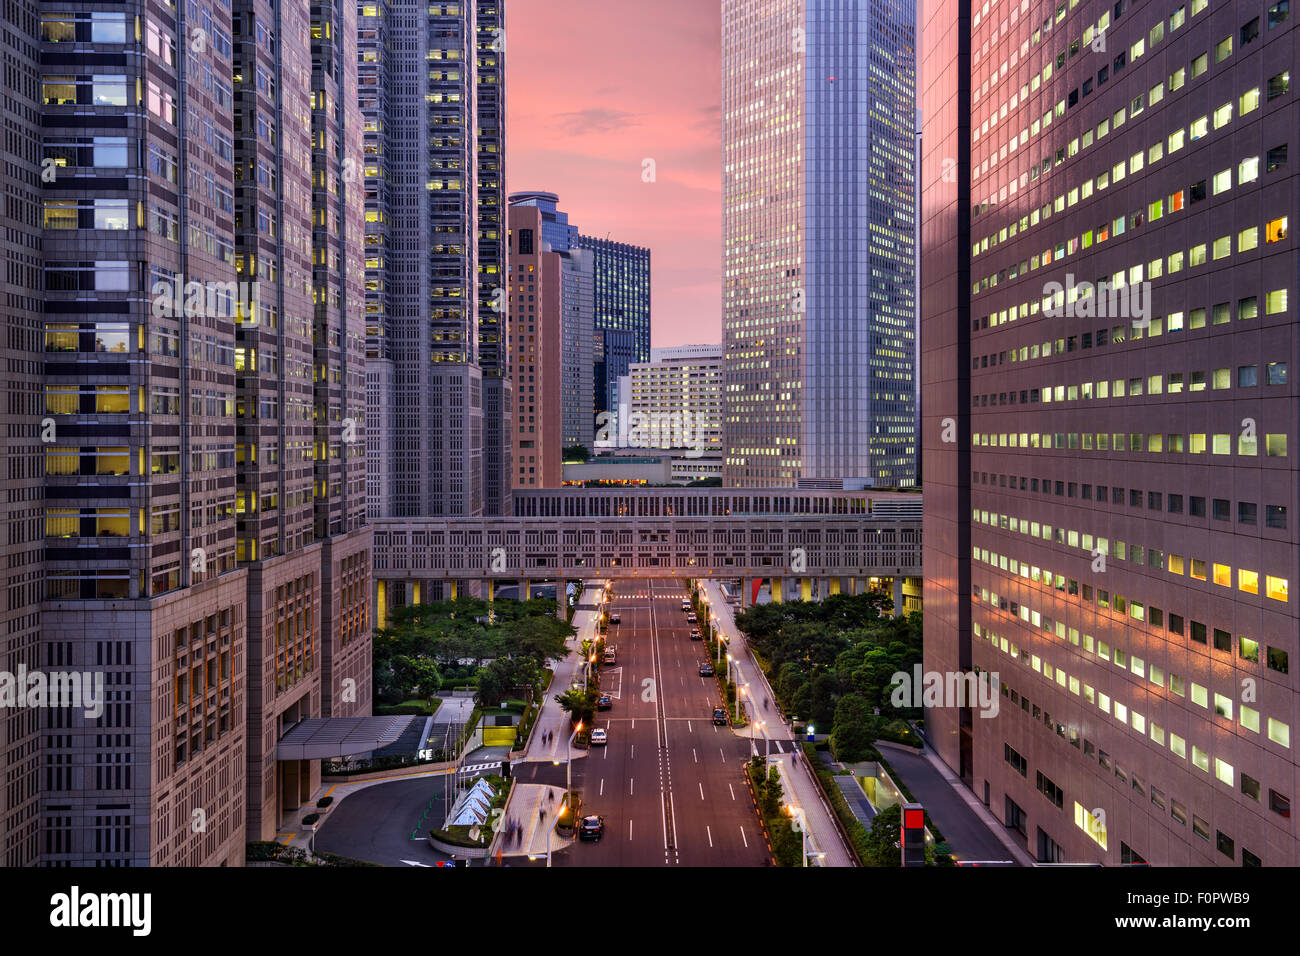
[506,0,721,349]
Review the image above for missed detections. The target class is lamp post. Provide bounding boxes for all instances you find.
[565,722,582,794]
[736,683,745,723]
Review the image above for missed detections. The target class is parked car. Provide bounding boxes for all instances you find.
[597,694,613,711]
[699,662,715,677]
[579,815,605,841]
[712,707,728,726]
[590,728,608,746]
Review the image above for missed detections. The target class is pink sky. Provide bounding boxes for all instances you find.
[506,0,722,348]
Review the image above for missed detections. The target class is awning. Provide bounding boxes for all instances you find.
[276,716,418,760]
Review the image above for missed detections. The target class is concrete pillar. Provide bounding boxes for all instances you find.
[801,577,812,602]
[412,580,421,605]
[449,580,458,601]
[771,578,783,603]
[741,577,753,608]
[376,579,388,630]
[892,576,904,618]
[282,761,301,813]
[829,577,841,596]
[557,579,568,619]
[523,580,532,600]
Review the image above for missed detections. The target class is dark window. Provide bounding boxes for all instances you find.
[1241,17,1260,44]
[1242,774,1261,801]
[1217,831,1235,859]
[1005,796,1027,836]
[1120,843,1148,865]
[1190,179,1207,202]
[1268,646,1289,673]
[1270,790,1292,818]
[1190,620,1207,644]
[1268,0,1290,29]
[1268,71,1290,99]
[1266,505,1287,528]
[1243,848,1262,867]
[1213,498,1229,521]
[1169,613,1184,635]
[1168,494,1183,514]
[1213,628,1232,652]
[1239,502,1257,524]
[1097,65,1109,84]
[1148,491,1162,510]
[1267,144,1288,171]
[1190,496,1206,517]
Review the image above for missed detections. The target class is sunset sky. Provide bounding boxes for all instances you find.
[506,0,722,348]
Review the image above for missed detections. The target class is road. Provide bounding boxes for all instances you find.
[553,579,776,867]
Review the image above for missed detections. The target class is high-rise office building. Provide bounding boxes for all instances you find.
[508,205,562,488]
[628,345,724,457]
[478,0,511,516]
[509,189,579,253]
[575,234,651,397]
[560,247,596,451]
[722,0,917,489]
[923,0,1300,865]
[594,327,637,425]
[363,0,482,520]
[13,0,371,864]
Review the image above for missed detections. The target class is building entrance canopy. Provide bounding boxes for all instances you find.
[277,716,417,760]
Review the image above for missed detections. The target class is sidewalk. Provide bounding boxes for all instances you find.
[701,580,855,867]
[492,783,572,860]
[521,579,604,764]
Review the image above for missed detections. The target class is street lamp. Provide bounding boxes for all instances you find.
[565,722,582,794]
[736,683,745,723]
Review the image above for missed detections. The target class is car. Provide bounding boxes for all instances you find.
[699,662,715,677]
[597,694,613,710]
[579,815,605,841]
[610,613,620,625]
[687,612,697,622]
[681,600,691,610]
[604,649,616,664]
[590,728,608,746]
[690,628,701,640]
[712,707,728,725]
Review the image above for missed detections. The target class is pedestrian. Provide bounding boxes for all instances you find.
[539,808,546,823]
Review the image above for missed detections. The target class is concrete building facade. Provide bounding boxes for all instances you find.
[923,0,1300,865]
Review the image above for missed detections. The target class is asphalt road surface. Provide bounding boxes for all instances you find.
[554,579,776,867]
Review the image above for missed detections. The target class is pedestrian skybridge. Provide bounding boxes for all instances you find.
[371,487,923,625]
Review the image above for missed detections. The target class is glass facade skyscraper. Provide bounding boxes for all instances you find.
[722,0,917,489]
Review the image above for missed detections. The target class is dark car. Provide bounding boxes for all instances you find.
[597,694,613,710]
[712,707,728,726]
[699,662,715,677]
[579,815,605,841]
[610,613,621,625]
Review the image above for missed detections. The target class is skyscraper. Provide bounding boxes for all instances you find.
[575,234,651,404]
[721,0,917,489]
[923,0,1300,865]
[560,247,596,452]
[478,0,511,516]
[509,189,579,253]
[364,0,482,520]
[508,204,563,488]
[17,0,371,864]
